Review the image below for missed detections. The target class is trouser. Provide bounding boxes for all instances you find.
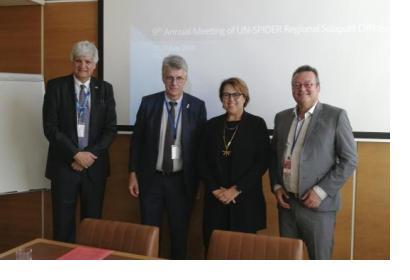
[278,196,336,260]
[139,171,189,260]
[51,167,106,243]
[203,192,257,249]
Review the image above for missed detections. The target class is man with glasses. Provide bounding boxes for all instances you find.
[128,55,207,259]
[269,65,357,259]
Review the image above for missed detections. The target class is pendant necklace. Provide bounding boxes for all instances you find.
[222,123,239,157]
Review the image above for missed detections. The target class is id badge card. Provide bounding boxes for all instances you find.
[171,145,181,160]
[77,124,85,138]
[283,159,292,175]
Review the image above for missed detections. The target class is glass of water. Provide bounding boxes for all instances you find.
[16,248,32,260]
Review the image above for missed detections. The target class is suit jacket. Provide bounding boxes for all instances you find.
[43,74,117,181]
[199,112,270,232]
[129,91,207,201]
[269,102,357,212]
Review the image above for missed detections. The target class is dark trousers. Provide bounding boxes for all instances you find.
[51,166,106,243]
[203,193,257,248]
[140,172,189,260]
[278,197,336,260]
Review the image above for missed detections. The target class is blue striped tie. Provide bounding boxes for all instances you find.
[78,84,90,149]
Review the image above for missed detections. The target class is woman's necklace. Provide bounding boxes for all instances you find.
[222,123,239,157]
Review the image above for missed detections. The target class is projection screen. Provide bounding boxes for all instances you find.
[102,0,389,136]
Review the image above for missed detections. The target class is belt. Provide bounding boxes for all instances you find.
[155,170,183,176]
[287,192,300,199]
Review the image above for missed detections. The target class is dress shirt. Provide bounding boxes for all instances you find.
[274,101,327,200]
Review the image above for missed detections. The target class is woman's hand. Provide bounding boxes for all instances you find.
[213,186,241,204]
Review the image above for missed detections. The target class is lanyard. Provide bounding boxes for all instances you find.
[165,100,182,140]
[290,117,305,155]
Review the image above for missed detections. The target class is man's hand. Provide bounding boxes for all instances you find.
[74,152,98,168]
[71,161,84,172]
[274,187,290,209]
[301,188,321,208]
[129,172,139,198]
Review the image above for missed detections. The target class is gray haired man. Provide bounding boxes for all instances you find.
[129,55,207,259]
[43,41,117,243]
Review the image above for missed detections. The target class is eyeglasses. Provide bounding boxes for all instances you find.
[292,82,317,89]
[222,92,243,100]
[165,76,185,84]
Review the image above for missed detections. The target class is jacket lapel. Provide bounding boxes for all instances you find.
[67,75,78,140]
[88,77,99,141]
[153,92,165,154]
[181,93,189,147]
[279,110,294,155]
[229,112,248,179]
[213,114,226,181]
[303,102,322,145]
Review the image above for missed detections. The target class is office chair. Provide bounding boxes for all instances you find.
[77,218,159,257]
[207,230,304,260]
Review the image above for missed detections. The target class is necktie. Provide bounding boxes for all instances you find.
[162,101,177,173]
[78,84,90,149]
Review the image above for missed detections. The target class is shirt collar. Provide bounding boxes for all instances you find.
[164,92,183,105]
[73,75,91,90]
[293,100,319,119]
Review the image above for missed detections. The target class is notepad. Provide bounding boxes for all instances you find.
[57,246,113,260]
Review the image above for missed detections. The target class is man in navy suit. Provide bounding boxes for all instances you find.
[43,41,117,242]
[128,55,207,259]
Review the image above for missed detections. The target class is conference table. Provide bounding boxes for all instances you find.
[0,238,161,260]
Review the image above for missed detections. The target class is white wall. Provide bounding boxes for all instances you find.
[0,73,49,194]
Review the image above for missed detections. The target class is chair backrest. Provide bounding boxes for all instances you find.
[207,230,304,260]
[77,218,159,257]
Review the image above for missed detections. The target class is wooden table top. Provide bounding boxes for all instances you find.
[0,238,161,260]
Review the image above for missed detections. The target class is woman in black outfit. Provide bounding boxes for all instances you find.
[199,77,270,247]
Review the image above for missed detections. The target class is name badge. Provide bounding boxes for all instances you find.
[283,159,291,175]
[77,124,85,138]
[171,145,181,160]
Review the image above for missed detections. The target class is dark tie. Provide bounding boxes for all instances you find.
[78,84,90,149]
[162,101,177,173]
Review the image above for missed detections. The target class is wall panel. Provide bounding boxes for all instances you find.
[0,191,43,252]
[0,5,41,73]
[354,142,390,259]
[333,176,354,259]
[44,2,98,82]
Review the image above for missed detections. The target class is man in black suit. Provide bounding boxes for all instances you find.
[128,55,207,259]
[43,41,117,243]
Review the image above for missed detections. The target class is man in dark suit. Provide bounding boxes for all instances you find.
[43,41,117,243]
[269,65,357,259]
[128,55,207,259]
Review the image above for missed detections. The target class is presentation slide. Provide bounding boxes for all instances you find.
[103,0,389,133]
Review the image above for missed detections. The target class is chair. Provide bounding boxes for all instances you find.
[76,218,159,257]
[206,230,304,260]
